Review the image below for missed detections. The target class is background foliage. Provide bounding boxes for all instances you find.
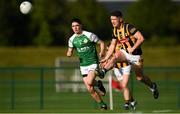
[0,0,179,46]
[126,0,180,45]
[0,1,180,112]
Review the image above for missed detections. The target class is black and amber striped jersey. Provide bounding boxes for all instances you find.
[112,22,142,55]
[114,42,130,68]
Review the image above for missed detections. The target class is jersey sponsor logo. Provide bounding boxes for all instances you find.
[77,46,90,52]
[84,38,88,43]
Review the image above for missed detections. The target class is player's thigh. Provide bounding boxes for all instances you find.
[80,64,97,85]
[114,51,127,62]
[86,70,96,85]
[121,74,130,88]
[114,66,131,87]
[121,66,131,87]
[83,77,88,87]
[82,77,93,92]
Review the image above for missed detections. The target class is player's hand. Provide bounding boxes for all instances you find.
[99,52,105,59]
[99,61,107,68]
[100,57,108,63]
[127,48,134,54]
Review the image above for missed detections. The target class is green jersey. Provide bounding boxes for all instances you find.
[68,31,99,66]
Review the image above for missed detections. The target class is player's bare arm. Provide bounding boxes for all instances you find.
[66,47,73,57]
[127,31,144,54]
[97,40,105,58]
[101,39,117,62]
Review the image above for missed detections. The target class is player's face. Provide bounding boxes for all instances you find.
[110,16,121,28]
[71,22,82,34]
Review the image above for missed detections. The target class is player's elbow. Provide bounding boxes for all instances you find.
[141,36,145,42]
[138,31,145,42]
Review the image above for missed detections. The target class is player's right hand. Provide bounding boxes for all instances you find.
[99,60,107,68]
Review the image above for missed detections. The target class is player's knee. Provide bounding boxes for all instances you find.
[121,83,127,89]
[135,70,144,81]
[87,86,94,93]
[114,52,126,62]
[114,52,121,60]
[87,81,93,87]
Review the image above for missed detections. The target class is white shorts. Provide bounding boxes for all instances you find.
[114,65,131,81]
[80,64,97,75]
[120,49,143,65]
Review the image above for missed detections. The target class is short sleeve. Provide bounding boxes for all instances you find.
[90,33,99,43]
[128,24,137,35]
[68,37,74,48]
[68,34,75,48]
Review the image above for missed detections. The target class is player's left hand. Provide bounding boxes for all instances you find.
[99,61,106,68]
[100,57,108,63]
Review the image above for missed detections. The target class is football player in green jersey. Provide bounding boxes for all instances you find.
[66,18,107,110]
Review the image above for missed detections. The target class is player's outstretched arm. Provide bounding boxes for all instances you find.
[66,47,73,57]
[101,39,116,63]
[97,40,105,59]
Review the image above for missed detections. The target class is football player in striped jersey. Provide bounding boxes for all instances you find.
[96,10,159,100]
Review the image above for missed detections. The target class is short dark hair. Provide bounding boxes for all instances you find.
[71,18,82,24]
[110,10,123,17]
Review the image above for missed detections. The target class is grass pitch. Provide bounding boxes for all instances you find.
[0,79,180,113]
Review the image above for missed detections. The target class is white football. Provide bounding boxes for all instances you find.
[20,1,32,14]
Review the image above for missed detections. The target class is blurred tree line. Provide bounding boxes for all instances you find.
[0,0,111,46]
[0,0,179,47]
[127,0,180,46]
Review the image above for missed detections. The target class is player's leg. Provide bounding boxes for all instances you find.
[133,62,159,99]
[122,74,136,109]
[124,88,137,110]
[91,64,106,96]
[95,57,116,78]
[94,80,106,96]
[120,49,140,64]
[118,50,159,99]
[104,51,128,70]
[114,66,137,110]
[83,70,107,110]
[81,64,107,110]
[121,73,131,110]
[121,71,137,110]
[96,51,127,78]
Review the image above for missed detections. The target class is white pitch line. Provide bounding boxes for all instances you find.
[152,109,173,113]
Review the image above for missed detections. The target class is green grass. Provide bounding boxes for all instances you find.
[0,46,180,113]
[0,68,180,113]
[0,81,180,113]
[0,46,179,67]
[0,47,67,67]
[142,46,180,67]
